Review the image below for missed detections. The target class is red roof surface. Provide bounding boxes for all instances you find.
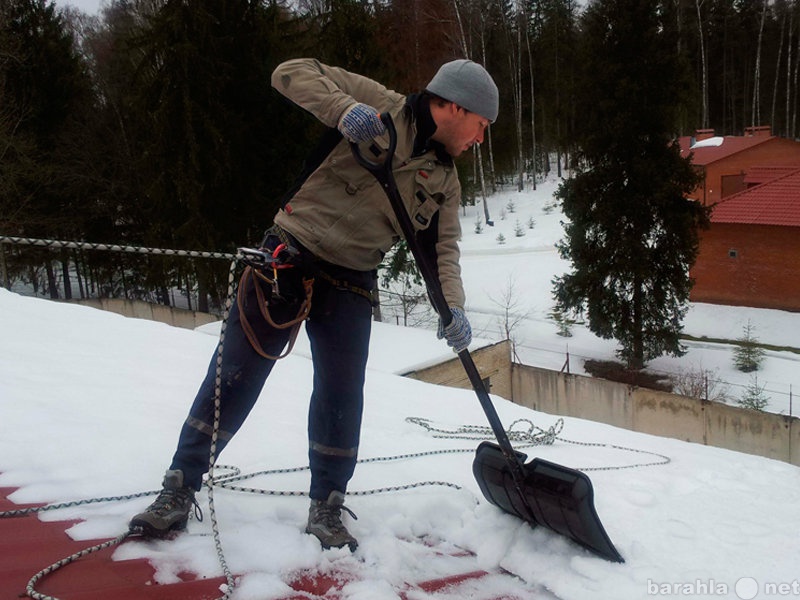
[1,483,525,600]
[711,167,800,226]
[743,165,799,185]
[677,134,776,165]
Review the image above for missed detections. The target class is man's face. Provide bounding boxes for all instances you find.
[432,105,489,157]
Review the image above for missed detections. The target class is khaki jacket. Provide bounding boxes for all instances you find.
[271,58,465,308]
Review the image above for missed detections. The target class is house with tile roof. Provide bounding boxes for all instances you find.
[689,166,800,311]
[678,126,800,205]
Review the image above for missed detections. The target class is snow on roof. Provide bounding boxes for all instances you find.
[690,136,724,148]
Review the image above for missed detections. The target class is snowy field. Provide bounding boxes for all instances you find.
[2,174,800,599]
[395,176,800,417]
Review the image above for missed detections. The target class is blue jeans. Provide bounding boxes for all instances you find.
[170,248,374,501]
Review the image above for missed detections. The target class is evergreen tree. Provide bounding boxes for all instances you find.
[738,374,770,411]
[552,0,710,370]
[122,0,310,306]
[0,0,94,297]
[732,320,766,372]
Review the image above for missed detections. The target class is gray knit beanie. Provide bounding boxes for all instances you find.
[425,59,499,123]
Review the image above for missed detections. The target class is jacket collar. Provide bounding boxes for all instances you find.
[406,93,453,166]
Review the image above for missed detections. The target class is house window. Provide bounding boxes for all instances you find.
[728,248,738,258]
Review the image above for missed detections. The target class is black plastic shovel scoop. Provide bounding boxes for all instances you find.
[351,114,623,563]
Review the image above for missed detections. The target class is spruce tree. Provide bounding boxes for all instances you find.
[0,0,94,297]
[738,375,769,412]
[552,0,709,370]
[732,320,766,373]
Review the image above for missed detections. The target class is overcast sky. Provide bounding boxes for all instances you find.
[57,0,102,15]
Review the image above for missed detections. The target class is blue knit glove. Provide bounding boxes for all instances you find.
[437,307,472,352]
[338,103,386,143]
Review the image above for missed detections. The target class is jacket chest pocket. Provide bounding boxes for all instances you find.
[409,166,446,231]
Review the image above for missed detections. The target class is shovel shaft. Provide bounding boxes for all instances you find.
[350,114,531,490]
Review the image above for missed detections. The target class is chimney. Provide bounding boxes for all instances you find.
[695,128,715,141]
[744,125,772,137]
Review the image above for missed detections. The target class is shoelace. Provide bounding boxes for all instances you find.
[152,487,204,522]
[315,502,357,530]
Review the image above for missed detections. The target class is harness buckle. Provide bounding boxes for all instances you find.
[238,244,299,271]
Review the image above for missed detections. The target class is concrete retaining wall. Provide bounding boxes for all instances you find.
[511,363,798,466]
[404,340,513,401]
[68,298,219,330]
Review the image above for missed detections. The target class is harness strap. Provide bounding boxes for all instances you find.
[272,223,375,304]
[315,269,375,303]
[237,266,314,361]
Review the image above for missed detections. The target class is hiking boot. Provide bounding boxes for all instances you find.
[305,491,358,551]
[129,469,202,537]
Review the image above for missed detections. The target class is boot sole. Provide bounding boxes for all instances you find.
[130,517,188,539]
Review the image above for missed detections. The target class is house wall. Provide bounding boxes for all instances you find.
[689,138,800,205]
[690,223,800,311]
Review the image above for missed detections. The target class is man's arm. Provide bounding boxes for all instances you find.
[271,58,398,128]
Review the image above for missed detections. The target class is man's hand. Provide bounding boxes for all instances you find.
[338,103,386,143]
[437,307,472,352]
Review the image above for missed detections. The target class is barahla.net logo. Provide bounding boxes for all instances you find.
[647,577,800,598]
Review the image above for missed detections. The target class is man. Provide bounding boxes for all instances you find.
[130,57,499,551]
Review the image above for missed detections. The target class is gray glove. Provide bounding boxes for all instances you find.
[338,103,386,143]
[437,307,472,352]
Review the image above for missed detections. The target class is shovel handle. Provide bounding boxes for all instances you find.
[350,114,453,328]
[350,114,529,483]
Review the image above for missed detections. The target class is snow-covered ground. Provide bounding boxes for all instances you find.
[2,174,800,599]
[454,177,800,417]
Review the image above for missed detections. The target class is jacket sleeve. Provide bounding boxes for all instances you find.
[272,58,400,127]
[434,183,466,309]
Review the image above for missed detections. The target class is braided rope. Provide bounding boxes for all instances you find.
[0,235,236,260]
[1,236,670,596]
[14,252,244,600]
[25,531,134,600]
[0,490,160,519]
[405,416,671,472]
[5,412,670,599]
[203,253,242,599]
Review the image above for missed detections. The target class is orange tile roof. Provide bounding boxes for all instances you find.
[711,167,800,226]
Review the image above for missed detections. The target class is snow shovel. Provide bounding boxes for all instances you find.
[350,113,623,563]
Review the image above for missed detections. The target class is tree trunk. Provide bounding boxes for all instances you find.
[60,249,72,300]
[0,244,9,290]
[526,22,537,190]
[771,11,785,133]
[695,0,709,129]
[196,265,209,313]
[45,261,58,299]
[73,250,85,299]
[752,0,768,128]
